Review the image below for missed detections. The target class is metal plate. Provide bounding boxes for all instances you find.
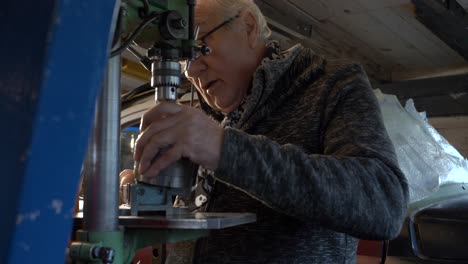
[75,212,256,230]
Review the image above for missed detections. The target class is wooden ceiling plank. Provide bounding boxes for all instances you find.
[379,73,468,97]
[370,6,447,68]
[379,74,468,116]
[286,0,331,21]
[392,64,468,81]
[257,0,394,80]
[331,11,432,69]
[307,18,396,80]
[330,13,398,63]
[325,0,367,16]
[456,0,468,10]
[394,3,467,65]
[356,0,411,10]
[432,129,468,146]
[407,95,468,116]
[389,5,466,68]
[315,21,394,67]
[429,116,468,128]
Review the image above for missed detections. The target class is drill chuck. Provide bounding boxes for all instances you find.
[151,60,180,101]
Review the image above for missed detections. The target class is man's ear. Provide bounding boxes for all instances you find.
[243,11,260,49]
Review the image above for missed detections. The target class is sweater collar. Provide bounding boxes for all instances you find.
[199,41,325,131]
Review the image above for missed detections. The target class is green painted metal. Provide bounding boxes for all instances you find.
[75,230,126,263]
[126,229,209,248]
[122,0,193,48]
[72,228,208,263]
[69,242,101,261]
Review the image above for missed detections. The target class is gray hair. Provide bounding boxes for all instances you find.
[199,0,271,41]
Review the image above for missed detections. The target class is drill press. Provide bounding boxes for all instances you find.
[120,0,201,216]
[71,1,255,263]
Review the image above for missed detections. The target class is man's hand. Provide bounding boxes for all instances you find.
[134,102,224,178]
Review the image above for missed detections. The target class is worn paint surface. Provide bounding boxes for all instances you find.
[0,1,56,262]
[6,0,119,263]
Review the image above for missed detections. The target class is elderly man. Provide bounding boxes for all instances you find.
[132,0,409,263]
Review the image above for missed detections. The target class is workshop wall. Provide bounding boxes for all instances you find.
[429,116,468,157]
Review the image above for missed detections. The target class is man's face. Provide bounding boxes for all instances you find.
[185,6,260,113]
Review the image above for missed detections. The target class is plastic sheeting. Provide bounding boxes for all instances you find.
[375,90,468,202]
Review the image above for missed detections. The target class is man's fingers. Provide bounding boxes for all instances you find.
[134,112,182,161]
[140,102,183,131]
[138,130,174,174]
[141,144,183,178]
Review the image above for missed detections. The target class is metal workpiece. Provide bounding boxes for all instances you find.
[137,157,197,188]
[132,158,196,216]
[83,53,121,232]
[124,183,174,216]
[127,159,196,216]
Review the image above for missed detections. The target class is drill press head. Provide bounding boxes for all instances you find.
[120,2,200,207]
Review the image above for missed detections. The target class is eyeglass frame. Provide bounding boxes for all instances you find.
[198,11,241,48]
[181,11,242,73]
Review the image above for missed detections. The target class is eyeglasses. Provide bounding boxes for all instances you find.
[198,12,241,50]
[181,12,241,72]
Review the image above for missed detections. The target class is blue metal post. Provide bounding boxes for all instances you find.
[1,0,119,263]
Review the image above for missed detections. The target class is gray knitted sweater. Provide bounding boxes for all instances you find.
[190,44,409,264]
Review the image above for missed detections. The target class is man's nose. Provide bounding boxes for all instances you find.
[185,56,207,79]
